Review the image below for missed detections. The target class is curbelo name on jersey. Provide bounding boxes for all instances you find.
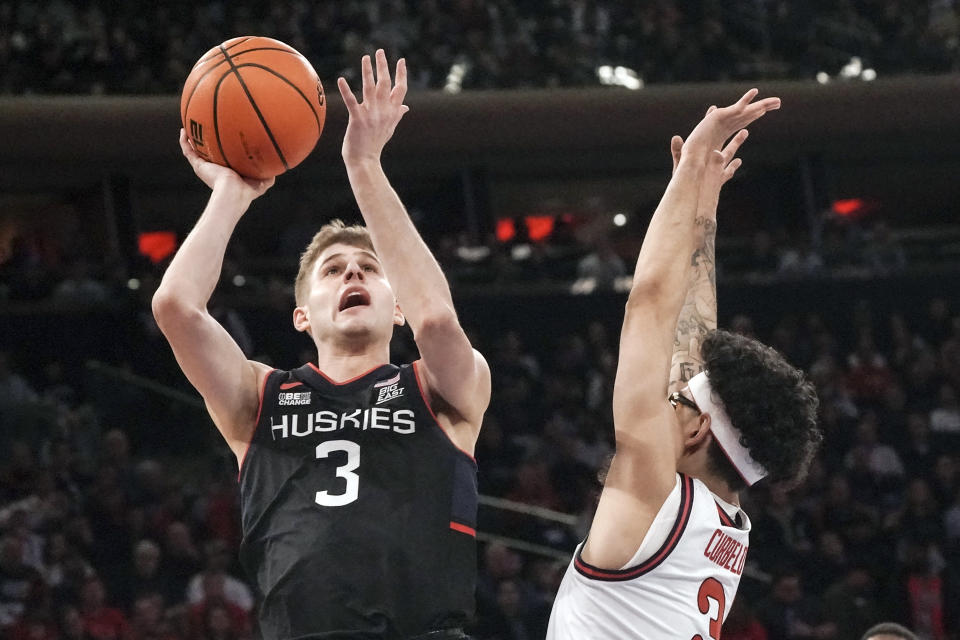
[703,529,748,576]
[269,408,416,439]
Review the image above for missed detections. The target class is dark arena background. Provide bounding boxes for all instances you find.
[2,2,960,639]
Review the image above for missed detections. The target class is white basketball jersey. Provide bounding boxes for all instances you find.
[547,474,750,640]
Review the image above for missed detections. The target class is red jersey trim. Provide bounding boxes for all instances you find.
[716,502,736,527]
[307,362,386,385]
[449,521,476,537]
[411,360,477,463]
[574,474,695,581]
[238,368,275,481]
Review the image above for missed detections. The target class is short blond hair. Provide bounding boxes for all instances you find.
[295,219,375,306]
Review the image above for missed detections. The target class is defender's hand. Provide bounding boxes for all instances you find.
[338,49,409,165]
[682,89,779,163]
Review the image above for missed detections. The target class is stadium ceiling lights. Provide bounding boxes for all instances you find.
[596,65,643,90]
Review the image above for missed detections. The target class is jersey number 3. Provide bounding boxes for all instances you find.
[692,577,725,640]
[315,440,360,506]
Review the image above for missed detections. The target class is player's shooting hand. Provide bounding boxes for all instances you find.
[338,49,409,165]
[179,129,275,202]
[682,89,779,163]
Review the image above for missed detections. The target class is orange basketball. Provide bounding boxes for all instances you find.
[181,36,326,180]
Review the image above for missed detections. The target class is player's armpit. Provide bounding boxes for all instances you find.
[581,422,679,569]
[152,299,270,457]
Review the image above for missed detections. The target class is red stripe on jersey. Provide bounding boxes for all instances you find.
[449,521,476,537]
[238,368,276,480]
[307,362,385,385]
[574,474,695,581]
[716,502,735,527]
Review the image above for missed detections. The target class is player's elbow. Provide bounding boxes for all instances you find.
[413,306,461,339]
[151,289,200,332]
[625,278,665,309]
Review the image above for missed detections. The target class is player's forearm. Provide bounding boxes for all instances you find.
[154,187,250,314]
[669,216,717,388]
[344,158,457,325]
[628,156,705,312]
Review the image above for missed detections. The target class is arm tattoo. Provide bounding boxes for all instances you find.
[670,217,717,389]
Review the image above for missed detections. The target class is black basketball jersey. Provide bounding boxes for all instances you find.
[238,362,478,640]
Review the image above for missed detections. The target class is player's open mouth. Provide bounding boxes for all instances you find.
[338,288,371,311]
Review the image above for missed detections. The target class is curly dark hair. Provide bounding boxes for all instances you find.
[700,330,821,491]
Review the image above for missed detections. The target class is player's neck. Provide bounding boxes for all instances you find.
[701,475,740,506]
[314,342,391,383]
[687,463,741,506]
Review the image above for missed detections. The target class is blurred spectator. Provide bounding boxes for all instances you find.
[884,478,943,550]
[473,578,545,640]
[185,540,252,613]
[575,236,626,290]
[846,334,896,404]
[58,604,94,640]
[929,383,960,434]
[0,535,46,634]
[843,416,905,490]
[162,524,202,605]
[186,574,250,640]
[723,598,769,640]
[803,531,849,595]
[118,540,171,613]
[78,575,130,640]
[0,352,39,407]
[884,539,950,640]
[821,564,883,640]
[756,568,838,639]
[129,593,181,640]
[51,259,109,304]
[864,221,907,274]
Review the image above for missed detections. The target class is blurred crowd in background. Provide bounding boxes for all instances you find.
[1,0,959,95]
[3,1,960,639]
[2,244,960,638]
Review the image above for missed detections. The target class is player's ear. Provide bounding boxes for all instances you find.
[393,302,405,327]
[293,305,311,334]
[685,412,712,449]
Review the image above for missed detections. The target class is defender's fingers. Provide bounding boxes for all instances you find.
[337,77,360,113]
[736,88,760,106]
[361,54,376,101]
[723,157,743,182]
[391,58,408,105]
[721,129,749,161]
[375,49,391,94]
[670,135,683,171]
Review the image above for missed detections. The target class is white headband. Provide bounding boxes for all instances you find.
[687,371,768,486]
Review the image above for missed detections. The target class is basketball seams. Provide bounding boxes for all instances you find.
[232,63,323,132]
[194,47,308,70]
[211,70,237,173]
[183,48,313,126]
[194,36,254,67]
[218,45,290,171]
[183,36,325,179]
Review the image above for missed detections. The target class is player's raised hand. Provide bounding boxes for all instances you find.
[683,89,779,162]
[338,49,410,165]
[178,129,274,201]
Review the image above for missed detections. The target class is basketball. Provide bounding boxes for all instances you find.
[180,36,326,180]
